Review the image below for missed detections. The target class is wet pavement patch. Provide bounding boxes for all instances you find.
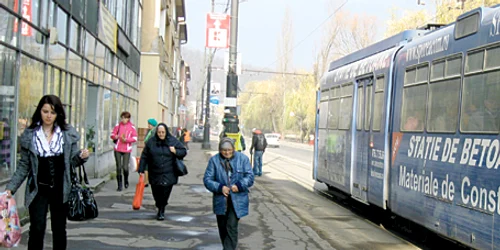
[190,184,211,193]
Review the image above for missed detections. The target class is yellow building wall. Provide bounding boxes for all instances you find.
[138,55,160,129]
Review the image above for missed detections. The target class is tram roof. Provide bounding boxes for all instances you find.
[328,30,427,72]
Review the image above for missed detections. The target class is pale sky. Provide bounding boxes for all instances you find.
[184,0,437,71]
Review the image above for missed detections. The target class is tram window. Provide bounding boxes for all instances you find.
[331,86,340,97]
[319,101,328,129]
[401,85,427,132]
[320,90,329,101]
[455,13,479,39]
[427,79,460,132]
[339,97,353,130]
[365,85,373,130]
[328,99,339,129]
[416,65,429,83]
[446,56,462,76]
[356,86,364,130]
[431,61,445,80]
[341,84,353,96]
[405,68,416,85]
[486,47,500,69]
[466,50,484,73]
[373,77,385,131]
[461,71,500,133]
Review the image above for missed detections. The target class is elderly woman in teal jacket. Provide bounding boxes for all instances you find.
[203,137,254,250]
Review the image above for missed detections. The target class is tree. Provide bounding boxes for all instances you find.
[386,0,500,38]
[385,8,430,37]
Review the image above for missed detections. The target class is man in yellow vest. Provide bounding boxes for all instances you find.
[220,127,246,152]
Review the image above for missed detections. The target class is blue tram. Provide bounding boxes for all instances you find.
[314,5,500,249]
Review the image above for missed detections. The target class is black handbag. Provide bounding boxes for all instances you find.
[67,163,99,221]
[175,159,188,176]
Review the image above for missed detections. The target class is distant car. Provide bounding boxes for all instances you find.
[192,126,204,142]
[264,133,280,148]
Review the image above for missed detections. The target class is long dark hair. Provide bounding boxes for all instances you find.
[28,95,68,130]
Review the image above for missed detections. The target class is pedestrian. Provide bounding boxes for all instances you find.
[110,111,138,191]
[250,128,267,176]
[5,95,90,250]
[203,138,254,250]
[138,123,187,220]
[143,118,158,187]
[144,118,158,143]
[180,128,190,150]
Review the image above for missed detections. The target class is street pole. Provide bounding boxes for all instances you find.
[202,65,212,149]
[201,0,216,149]
[223,0,240,133]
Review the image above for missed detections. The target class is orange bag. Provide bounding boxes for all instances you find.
[132,175,145,210]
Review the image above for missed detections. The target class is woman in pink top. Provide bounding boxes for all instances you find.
[110,111,138,191]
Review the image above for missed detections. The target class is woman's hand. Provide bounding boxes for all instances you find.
[5,190,12,198]
[231,185,239,193]
[121,134,126,142]
[222,186,230,197]
[80,149,90,159]
[169,146,176,154]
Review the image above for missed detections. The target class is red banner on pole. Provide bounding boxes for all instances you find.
[13,0,33,37]
[205,13,230,48]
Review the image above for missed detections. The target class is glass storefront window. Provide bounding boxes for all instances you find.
[19,55,44,126]
[102,88,110,148]
[95,42,104,68]
[68,51,82,76]
[0,7,18,46]
[20,24,45,59]
[1,0,18,13]
[0,44,17,181]
[69,19,81,53]
[49,43,66,69]
[56,7,67,45]
[31,0,40,27]
[85,31,95,62]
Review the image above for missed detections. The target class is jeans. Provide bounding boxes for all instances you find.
[28,185,67,250]
[253,151,264,176]
[216,196,239,250]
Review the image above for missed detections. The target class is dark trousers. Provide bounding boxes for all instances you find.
[28,185,67,250]
[151,184,174,209]
[114,151,130,176]
[216,197,239,250]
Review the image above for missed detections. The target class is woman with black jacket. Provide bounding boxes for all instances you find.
[138,123,186,220]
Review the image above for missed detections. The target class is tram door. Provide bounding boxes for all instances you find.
[351,77,373,203]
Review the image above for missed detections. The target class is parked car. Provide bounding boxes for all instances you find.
[192,126,204,142]
[264,133,280,148]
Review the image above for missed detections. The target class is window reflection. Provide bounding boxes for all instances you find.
[56,7,67,45]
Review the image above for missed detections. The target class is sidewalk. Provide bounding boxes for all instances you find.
[16,141,329,250]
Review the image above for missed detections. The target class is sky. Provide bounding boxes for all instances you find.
[184,0,437,71]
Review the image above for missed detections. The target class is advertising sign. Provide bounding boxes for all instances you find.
[13,0,32,37]
[99,2,118,53]
[205,13,230,48]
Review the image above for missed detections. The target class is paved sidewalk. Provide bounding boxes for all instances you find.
[16,141,330,250]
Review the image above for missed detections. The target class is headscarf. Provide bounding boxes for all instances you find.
[147,118,158,127]
[154,123,171,145]
[219,137,235,159]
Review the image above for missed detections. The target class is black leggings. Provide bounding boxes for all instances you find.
[114,151,130,176]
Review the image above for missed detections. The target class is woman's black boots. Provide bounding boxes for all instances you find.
[157,207,165,221]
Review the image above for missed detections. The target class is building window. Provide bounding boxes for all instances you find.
[0,45,17,181]
[56,7,68,45]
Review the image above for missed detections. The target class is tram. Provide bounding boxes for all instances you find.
[313,5,500,249]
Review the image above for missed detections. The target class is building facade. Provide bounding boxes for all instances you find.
[137,0,188,146]
[0,0,142,205]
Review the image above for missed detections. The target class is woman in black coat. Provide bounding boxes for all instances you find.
[138,123,186,220]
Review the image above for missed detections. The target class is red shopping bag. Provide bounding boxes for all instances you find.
[132,175,145,210]
[0,193,21,247]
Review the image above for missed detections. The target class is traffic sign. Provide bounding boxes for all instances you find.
[205,13,230,48]
[209,95,219,105]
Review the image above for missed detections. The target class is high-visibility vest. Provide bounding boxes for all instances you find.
[225,132,242,151]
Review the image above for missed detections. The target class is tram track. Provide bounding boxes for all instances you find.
[262,153,471,250]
